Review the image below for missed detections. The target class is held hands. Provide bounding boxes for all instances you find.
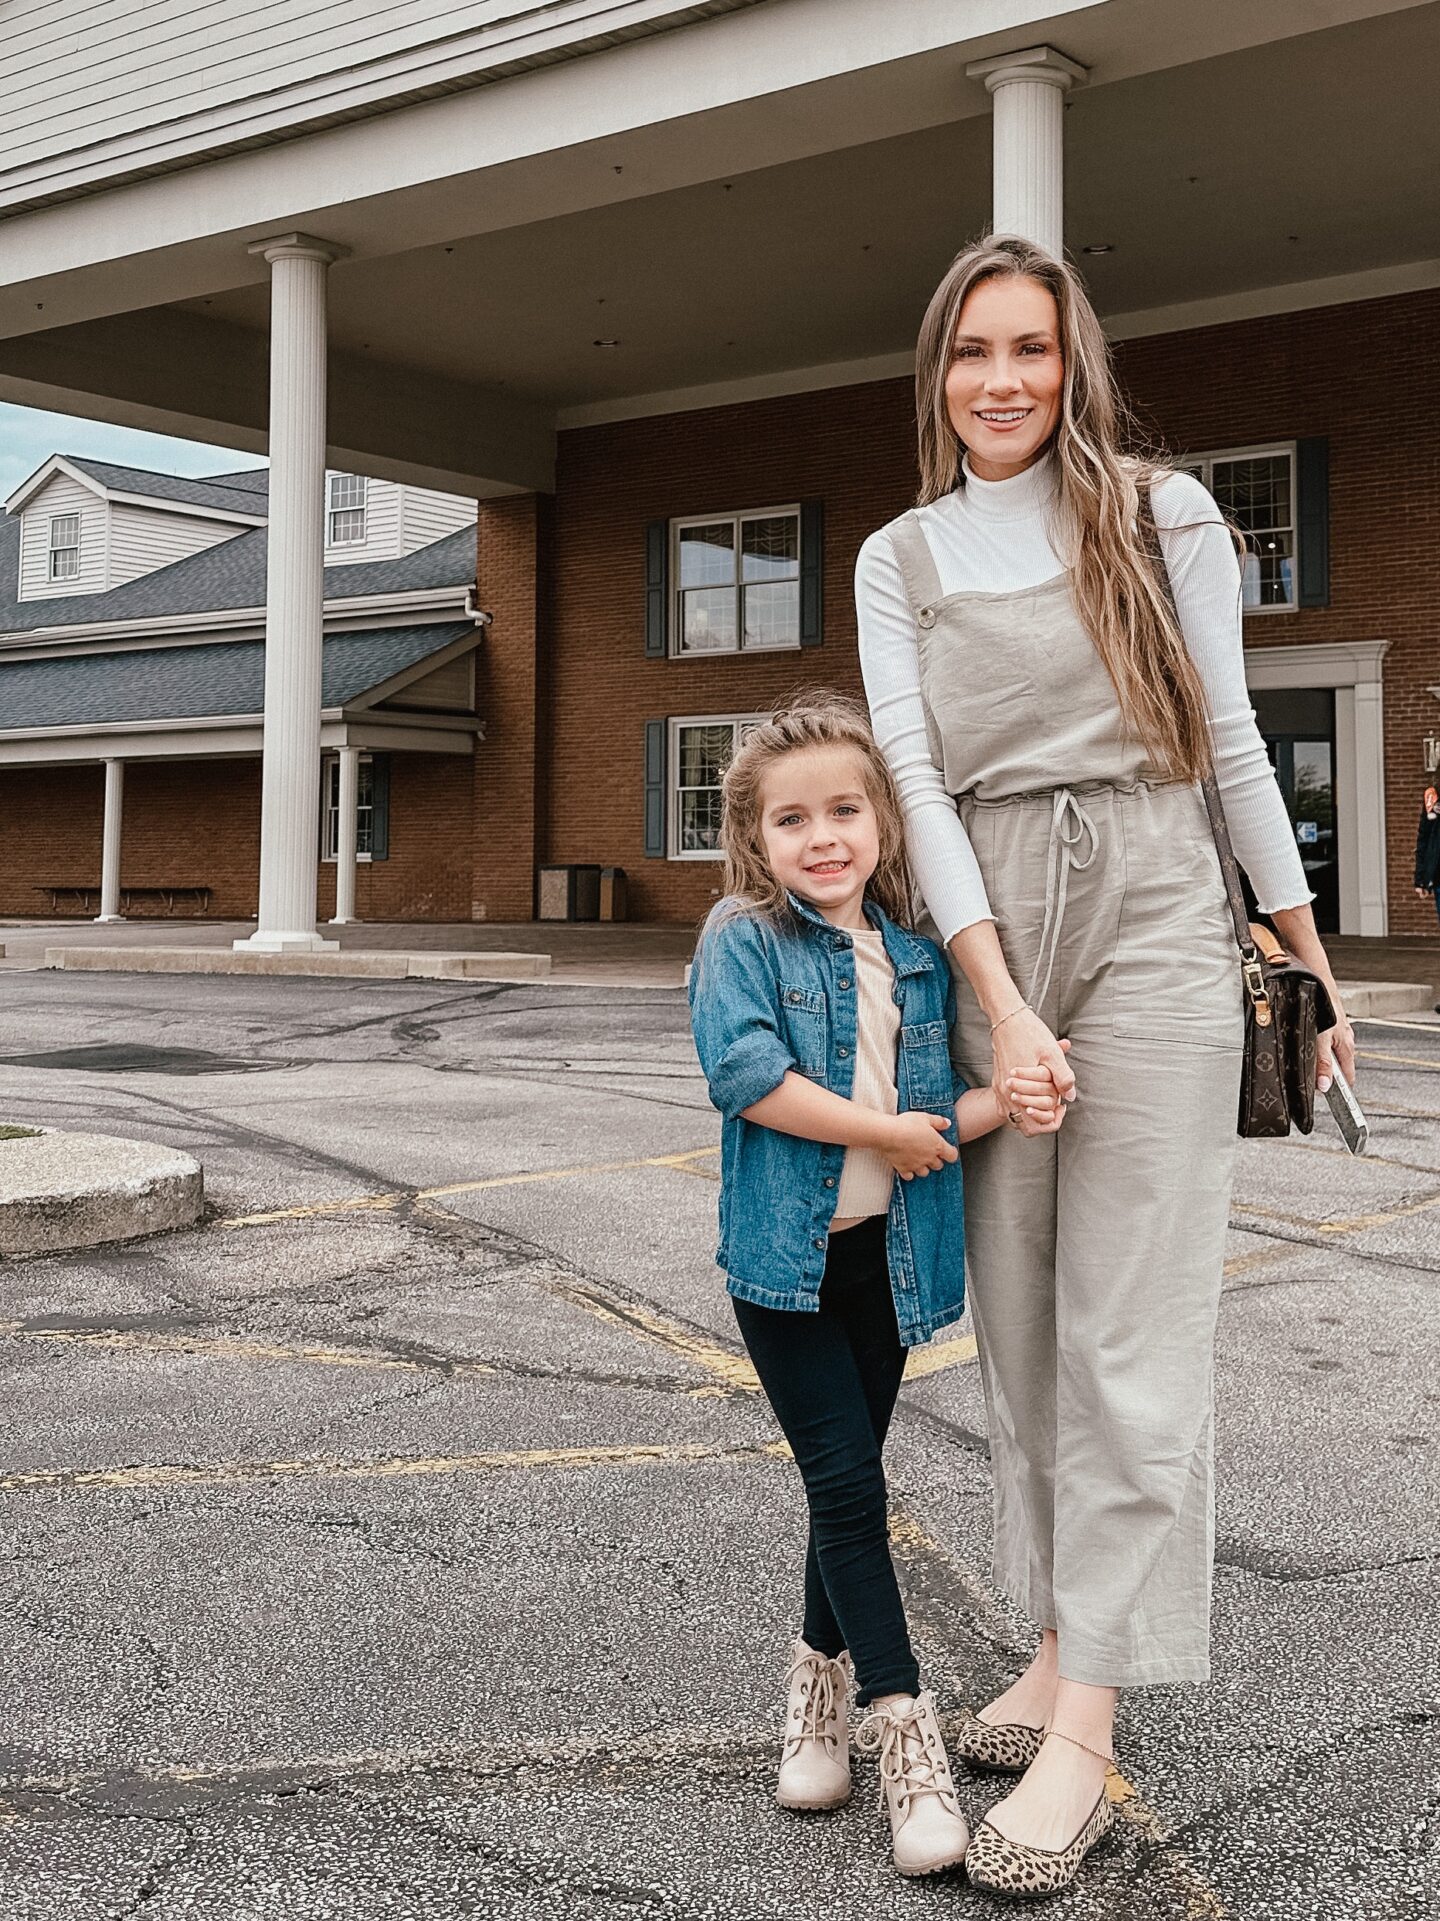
[882,1111,960,1181]
[998,1041,1071,1137]
[990,1009,1076,1135]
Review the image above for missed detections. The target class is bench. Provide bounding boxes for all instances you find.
[36,884,213,917]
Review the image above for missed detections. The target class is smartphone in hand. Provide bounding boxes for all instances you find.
[1324,1072,1368,1155]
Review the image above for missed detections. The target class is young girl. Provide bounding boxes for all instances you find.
[688,696,1064,1878]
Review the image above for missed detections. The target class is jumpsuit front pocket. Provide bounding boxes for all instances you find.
[1110,795,1245,1050]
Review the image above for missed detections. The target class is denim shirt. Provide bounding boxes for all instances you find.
[688,891,968,1347]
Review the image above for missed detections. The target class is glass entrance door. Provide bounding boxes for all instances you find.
[1252,688,1339,934]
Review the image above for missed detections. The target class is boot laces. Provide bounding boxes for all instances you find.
[783,1647,842,1748]
[855,1698,952,1816]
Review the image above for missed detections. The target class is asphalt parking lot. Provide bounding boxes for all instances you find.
[0,970,1435,1920]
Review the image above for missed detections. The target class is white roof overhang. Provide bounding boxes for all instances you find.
[0,2,1434,490]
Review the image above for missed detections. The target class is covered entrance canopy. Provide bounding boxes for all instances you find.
[2,0,1435,941]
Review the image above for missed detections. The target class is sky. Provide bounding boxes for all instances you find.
[0,402,266,498]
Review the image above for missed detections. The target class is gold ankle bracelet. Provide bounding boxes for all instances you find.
[1043,1728,1115,1768]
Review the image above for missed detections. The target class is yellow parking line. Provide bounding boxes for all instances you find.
[546,1274,762,1393]
[1233,1185,1440,1236]
[904,1333,979,1379]
[0,1323,492,1377]
[217,1147,720,1229]
[0,1437,790,1496]
[1356,1048,1440,1072]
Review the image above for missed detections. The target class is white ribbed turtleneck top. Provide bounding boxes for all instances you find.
[854,455,1311,944]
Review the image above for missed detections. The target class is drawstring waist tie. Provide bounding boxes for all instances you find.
[961,777,1187,1015]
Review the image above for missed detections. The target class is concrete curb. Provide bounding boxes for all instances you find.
[43,947,551,982]
[1336,979,1432,1017]
[0,1128,203,1257]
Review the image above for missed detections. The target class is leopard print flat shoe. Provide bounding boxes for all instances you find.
[963,1789,1114,1899]
[951,1712,1045,1774]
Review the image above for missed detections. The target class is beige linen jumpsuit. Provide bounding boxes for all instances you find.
[888,518,1245,1687]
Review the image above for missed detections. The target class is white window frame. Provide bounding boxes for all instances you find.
[47,512,81,582]
[667,712,768,861]
[669,503,802,658]
[320,752,375,862]
[327,473,369,547]
[1181,442,1297,615]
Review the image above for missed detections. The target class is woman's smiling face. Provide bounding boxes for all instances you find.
[945,274,1064,482]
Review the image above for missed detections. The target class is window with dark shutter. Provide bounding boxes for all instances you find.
[799,498,823,647]
[1296,438,1330,608]
[369,755,391,861]
[644,720,666,856]
[645,522,668,658]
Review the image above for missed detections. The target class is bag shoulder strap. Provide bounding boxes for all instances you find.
[1138,485,1257,965]
[887,510,946,615]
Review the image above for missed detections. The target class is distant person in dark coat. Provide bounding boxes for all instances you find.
[1417,787,1440,1012]
[1417,786,1440,923]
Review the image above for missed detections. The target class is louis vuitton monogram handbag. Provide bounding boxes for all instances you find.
[1143,490,1336,1139]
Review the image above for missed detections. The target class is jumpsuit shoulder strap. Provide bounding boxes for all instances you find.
[885,510,946,615]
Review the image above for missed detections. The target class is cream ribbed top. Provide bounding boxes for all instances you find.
[855,456,1312,942]
[833,928,900,1226]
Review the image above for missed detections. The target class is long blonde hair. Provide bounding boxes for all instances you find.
[914,234,1216,785]
[712,695,915,930]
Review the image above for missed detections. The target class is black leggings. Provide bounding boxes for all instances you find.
[732,1214,920,1705]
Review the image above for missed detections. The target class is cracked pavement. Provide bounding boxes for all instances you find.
[0,971,1435,1918]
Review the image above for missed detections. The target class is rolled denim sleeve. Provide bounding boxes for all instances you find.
[689,913,797,1121]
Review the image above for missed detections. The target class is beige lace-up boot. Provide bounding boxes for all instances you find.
[775,1639,852,1810]
[855,1690,970,1876]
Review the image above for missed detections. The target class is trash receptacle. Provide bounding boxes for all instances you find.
[599,867,627,922]
[537,864,602,921]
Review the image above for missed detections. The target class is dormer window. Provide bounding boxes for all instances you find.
[328,473,368,546]
[48,513,80,582]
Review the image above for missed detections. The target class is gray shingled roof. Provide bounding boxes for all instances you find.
[0,622,477,732]
[0,522,476,632]
[65,457,271,517]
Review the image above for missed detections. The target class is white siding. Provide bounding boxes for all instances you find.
[399,486,477,555]
[16,475,106,601]
[323,474,401,568]
[0,3,746,201]
[322,475,472,564]
[108,502,247,588]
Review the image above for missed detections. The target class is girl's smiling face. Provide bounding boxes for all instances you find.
[946,273,1064,482]
[758,745,880,928]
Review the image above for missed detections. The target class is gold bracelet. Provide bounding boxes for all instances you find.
[989,1003,1032,1035]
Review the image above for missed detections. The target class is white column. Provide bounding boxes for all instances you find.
[235,232,347,953]
[965,46,1087,260]
[96,758,125,923]
[1352,678,1390,936]
[330,745,360,926]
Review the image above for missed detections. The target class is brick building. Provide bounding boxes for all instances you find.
[0,462,483,925]
[1,3,1436,945]
[529,286,1438,938]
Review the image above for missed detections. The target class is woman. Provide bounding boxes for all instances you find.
[1416,786,1440,926]
[855,234,1355,1898]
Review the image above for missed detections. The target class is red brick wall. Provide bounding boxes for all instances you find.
[0,763,107,916]
[540,288,1439,931]
[0,752,470,923]
[472,494,551,921]
[546,382,915,926]
[1115,288,1440,936]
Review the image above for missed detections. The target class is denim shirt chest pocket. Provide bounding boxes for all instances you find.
[899,1018,953,1113]
[778,981,828,1082]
